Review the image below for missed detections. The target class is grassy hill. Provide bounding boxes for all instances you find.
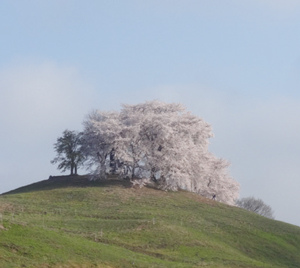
[0,175,299,268]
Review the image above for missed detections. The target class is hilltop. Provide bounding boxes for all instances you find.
[0,175,299,268]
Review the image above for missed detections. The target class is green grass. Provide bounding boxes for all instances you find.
[0,175,300,267]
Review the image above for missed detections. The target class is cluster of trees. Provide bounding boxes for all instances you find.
[51,100,240,205]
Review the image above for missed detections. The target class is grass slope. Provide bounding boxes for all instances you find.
[0,175,300,268]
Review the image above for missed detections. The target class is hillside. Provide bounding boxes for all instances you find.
[0,175,300,268]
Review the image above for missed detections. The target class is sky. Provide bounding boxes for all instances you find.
[0,0,300,226]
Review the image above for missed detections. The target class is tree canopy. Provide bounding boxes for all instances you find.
[51,130,85,175]
[81,100,239,205]
[236,197,275,219]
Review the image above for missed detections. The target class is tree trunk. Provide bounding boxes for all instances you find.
[75,164,78,175]
[150,167,157,182]
[70,163,74,175]
[97,152,107,180]
[131,166,135,179]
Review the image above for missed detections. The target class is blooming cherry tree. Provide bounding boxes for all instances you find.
[82,100,239,205]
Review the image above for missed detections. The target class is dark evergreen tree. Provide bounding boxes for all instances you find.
[51,130,85,175]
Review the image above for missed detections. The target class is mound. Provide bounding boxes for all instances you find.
[0,176,299,267]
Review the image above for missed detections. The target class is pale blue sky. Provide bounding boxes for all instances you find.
[1,1,300,226]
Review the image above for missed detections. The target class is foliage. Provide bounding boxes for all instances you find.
[0,177,299,268]
[236,196,275,219]
[82,100,239,205]
[51,130,85,175]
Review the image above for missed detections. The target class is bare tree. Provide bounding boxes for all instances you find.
[236,197,275,219]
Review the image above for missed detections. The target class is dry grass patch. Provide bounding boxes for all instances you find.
[0,224,7,231]
[0,202,14,213]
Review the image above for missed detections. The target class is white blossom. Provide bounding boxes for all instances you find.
[82,100,239,205]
